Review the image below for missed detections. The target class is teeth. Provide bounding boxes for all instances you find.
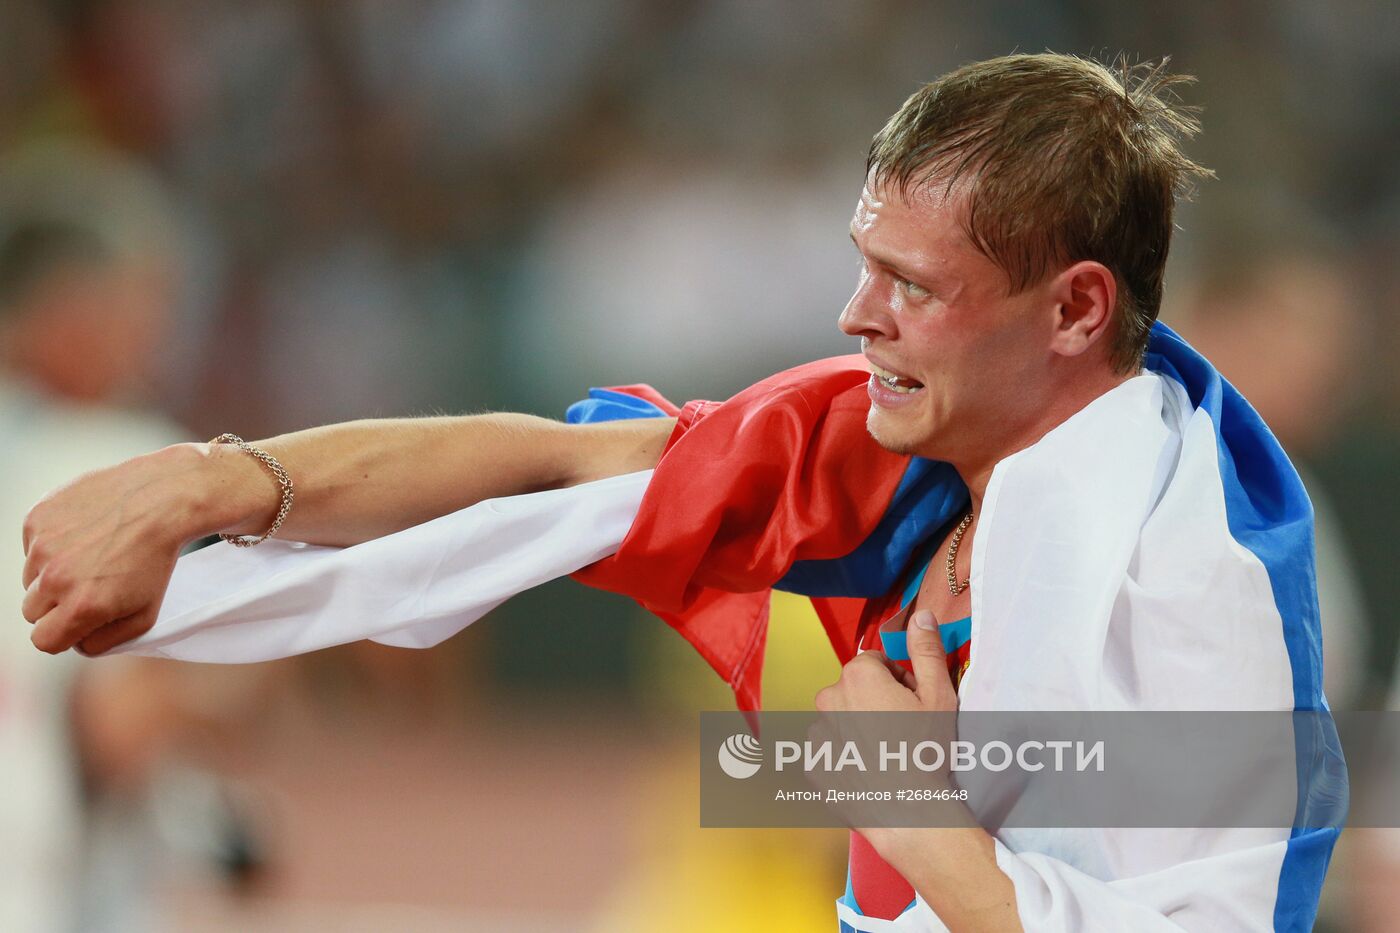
[870,363,902,381]
[870,362,923,394]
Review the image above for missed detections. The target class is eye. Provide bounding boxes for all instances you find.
[897,277,930,299]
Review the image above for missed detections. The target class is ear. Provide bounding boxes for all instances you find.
[1047,261,1117,359]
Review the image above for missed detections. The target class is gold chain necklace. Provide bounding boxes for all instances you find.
[945,510,974,595]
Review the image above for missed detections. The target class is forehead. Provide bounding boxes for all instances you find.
[850,178,984,266]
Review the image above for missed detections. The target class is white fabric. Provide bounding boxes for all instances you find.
[118,470,651,662]
[838,372,1301,931]
[839,895,944,931]
[117,372,1306,931]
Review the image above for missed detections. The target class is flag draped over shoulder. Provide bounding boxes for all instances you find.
[568,325,1345,932]
[567,358,968,714]
[123,322,1343,930]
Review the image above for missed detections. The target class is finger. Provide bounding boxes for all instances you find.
[21,544,43,590]
[848,652,890,676]
[881,655,918,691]
[21,577,56,624]
[31,604,84,654]
[21,510,36,557]
[77,607,158,657]
[808,718,838,750]
[815,669,854,712]
[905,609,949,696]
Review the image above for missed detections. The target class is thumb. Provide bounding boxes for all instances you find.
[906,609,949,702]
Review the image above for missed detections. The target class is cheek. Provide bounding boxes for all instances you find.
[906,313,1026,418]
[959,305,1043,381]
[900,313,968,387]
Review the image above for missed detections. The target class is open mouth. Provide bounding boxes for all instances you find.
[870,362,925,395]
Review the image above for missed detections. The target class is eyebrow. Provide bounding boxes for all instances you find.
[850,230,943,292]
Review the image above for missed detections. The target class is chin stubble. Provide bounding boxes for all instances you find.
[865,408,921,456]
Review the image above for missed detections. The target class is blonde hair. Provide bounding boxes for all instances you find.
[868,53,1214,372]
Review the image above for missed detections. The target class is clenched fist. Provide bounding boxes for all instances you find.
[20,442,264,656]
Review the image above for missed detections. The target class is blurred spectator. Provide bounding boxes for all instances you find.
[1167,207,1385,933]
[0,139,263,931]
[1167,207,1369,707]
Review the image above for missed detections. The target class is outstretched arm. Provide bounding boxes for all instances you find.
[197,414,672,546]
[21,413,673,656]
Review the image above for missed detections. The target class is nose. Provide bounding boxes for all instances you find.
[838,275,896,341]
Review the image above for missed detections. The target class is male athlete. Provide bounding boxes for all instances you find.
[19,55,1337,930]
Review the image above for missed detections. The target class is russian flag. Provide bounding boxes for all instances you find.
[570,321,1343,931]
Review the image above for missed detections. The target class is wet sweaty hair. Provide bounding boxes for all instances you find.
[868,53,1214,373]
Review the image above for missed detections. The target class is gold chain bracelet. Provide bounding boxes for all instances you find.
[209,434,295,547]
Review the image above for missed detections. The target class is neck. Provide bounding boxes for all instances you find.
[952,367,1135,511]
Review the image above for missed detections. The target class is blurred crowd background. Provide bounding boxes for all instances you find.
[0,0,1396,930]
